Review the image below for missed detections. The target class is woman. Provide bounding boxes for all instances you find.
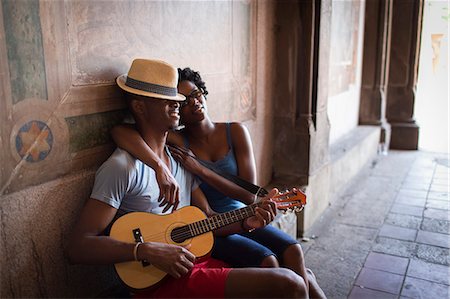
[111,67,325,298]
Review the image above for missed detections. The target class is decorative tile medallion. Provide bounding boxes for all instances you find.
[15,120,53,162]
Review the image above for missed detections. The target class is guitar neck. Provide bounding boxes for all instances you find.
[171,204,257,243]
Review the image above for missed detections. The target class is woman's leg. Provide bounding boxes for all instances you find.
[244,226,326,298]
[282,244,308,280]
[306,268,327,299]
[242,226,301,272]
[212,234,276,267]
[260,255,279,268]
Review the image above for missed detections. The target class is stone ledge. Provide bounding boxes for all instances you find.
[329,125,381,197]
[269,126,381,238]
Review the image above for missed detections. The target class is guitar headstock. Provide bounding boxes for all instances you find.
[273,188,307,213]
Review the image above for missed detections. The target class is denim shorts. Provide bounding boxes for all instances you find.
[211,225,298,267]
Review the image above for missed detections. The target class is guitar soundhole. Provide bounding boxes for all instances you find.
[171,226,190,243]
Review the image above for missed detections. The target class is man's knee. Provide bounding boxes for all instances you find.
[272,268,308,298]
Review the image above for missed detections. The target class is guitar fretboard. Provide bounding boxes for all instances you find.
[171,204,258,243]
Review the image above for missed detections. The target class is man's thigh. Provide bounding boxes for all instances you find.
[134,258,231,298]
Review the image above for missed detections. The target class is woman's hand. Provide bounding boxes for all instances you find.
[169,145,203,175]
[244,188,278,230]
[156,163,180,213]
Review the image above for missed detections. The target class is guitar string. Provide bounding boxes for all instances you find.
[138,213,250,242]
[129,201,303,243]
[137,209,256,242]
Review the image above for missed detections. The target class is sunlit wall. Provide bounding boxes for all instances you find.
[416,0,449,153]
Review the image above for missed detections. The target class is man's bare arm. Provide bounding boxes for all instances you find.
[66,198,196,278]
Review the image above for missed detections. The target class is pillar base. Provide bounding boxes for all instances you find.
[389,122,419,150]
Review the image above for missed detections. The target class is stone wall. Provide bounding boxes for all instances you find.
[0,1,277,297]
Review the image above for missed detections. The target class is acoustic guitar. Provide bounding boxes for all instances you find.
[109,189,306,290]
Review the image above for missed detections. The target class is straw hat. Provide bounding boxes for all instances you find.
[116,59,185,101]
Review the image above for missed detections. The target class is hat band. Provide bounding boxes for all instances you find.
[125,77,177,97]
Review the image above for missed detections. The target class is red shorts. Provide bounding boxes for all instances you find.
[134,258,231,298]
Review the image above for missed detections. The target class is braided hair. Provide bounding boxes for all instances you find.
[177,68,209,96]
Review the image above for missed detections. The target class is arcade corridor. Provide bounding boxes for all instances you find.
[302,150,449,298]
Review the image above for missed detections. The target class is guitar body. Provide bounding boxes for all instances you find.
[109,189,306,290]
[110,206,214,290]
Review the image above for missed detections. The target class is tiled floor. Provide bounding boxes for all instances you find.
[303,150,449,299]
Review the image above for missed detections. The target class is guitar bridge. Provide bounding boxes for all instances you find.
[132,228,150,267]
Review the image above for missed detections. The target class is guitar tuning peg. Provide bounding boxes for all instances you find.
[294,206,304,213]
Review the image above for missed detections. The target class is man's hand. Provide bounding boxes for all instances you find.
[244,188,278,230]
[138,242,195,279]
[156,164,180,213]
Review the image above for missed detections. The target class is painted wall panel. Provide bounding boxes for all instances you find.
[2,0,47,104]
[0,1,275,296]
[0,0,258,194]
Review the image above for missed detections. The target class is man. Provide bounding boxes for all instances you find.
[66,58,308,298]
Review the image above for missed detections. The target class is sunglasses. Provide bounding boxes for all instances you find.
[180,90,205,108]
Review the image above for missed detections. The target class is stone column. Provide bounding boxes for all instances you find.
[386,0,423,149]
[359,0,393,151]
[273,0,331,236]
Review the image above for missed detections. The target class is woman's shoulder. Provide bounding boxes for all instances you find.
[227,122,249,137]
[220,122,251,147]
[215,122,247,132]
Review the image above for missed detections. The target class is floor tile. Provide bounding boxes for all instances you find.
[386,213,421,230]
[408,170,434,178]
[401,182,430,191]
[416,230,450,249]
[408,170,434,177]
[426,199,450,210]
[404,175,432,184]
[355,268,403,294]
[403,178,432,185]
[428,191,449,201]
[432,178,449,186]
[433,171,449,180]
[379,224,417,241]
[434,164,449,172]
[397,189,428,199]
[395,196,426,207]
[423,208,449,221]
[349,286,397,299]
[407,259,450,285]
[391,204,423,217]
[421,217,450,235]
[364,252,409,275]
[430,184,449,192]
[373,237,417,258]
[416,244,450,266]
[401,276,449,298]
